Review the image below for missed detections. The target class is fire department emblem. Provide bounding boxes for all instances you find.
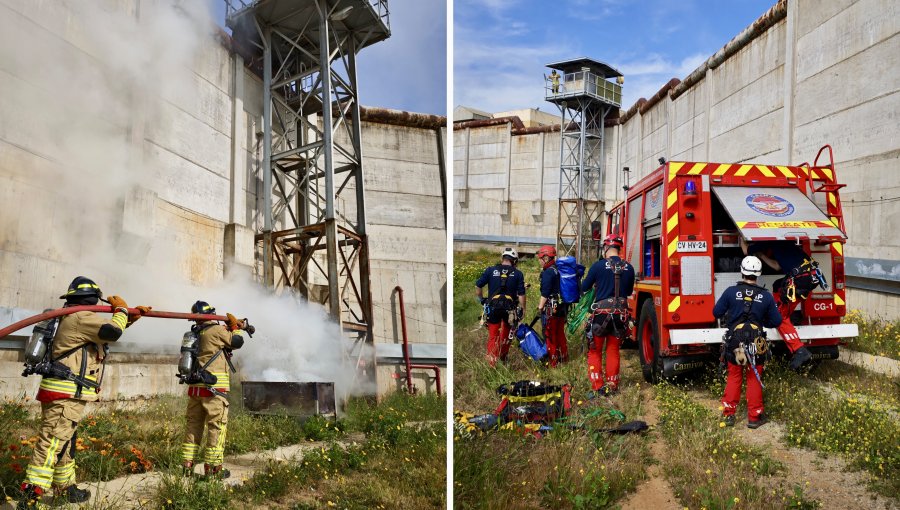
[648,187,661,210]
[745,193,794,217]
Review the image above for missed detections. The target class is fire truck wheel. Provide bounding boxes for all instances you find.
[637,299,662,384]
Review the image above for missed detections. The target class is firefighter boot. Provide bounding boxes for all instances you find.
[204,463,230,480]
[789,347,812,371]
[16,483,45,510]
[723,415,735,427]
[54,485,90,504]
[747,413,769,429]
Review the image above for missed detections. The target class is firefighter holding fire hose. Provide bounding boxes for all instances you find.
[741,237,824,370]
[474,248,527,367]
[18,277,150,509]
[581,235,635,397]
[179,300,251,480]
[714,256,782,428]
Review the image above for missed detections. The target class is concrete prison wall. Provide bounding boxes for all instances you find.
[453,0,900,318]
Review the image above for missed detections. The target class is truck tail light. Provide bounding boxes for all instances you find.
[833,259,844,290]
[669,261,680,295]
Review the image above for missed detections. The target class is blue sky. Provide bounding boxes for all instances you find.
[455,0,776,114]
[212,0,447,115]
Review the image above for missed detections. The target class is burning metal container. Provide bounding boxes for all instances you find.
[241,381,336,418]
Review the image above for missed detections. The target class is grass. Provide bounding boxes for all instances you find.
[843,309,900,360]
[454,250,652,509]
[153,396,446,510]
[454,249,899,508]
[0,390,446,508]
[697,362,900,499]
[654,382,819,509]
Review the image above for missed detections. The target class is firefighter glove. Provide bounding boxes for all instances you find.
[479,297,487,306]
[515,307,524,321]
[107,295,128,314]
[127,305,152,326]
[226,313,241,331]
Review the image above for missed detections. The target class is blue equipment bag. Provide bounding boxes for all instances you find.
[516,317,547,362]
[556,256,585,304]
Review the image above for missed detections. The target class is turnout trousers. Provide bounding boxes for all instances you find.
[543,315,568,367]
[721,363,765,422]
[588,335,621,391]
[25,399,86,490]
[182,395,229,466]
[486,320,512,366]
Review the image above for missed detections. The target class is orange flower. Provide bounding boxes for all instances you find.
[100,450,108,456]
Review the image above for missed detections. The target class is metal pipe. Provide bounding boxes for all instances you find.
[409,363,441,396]
[0,307,228,339]
[394,285,413,394]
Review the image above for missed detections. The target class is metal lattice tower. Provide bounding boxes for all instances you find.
[226,0,390,364]
[545,58,622,262]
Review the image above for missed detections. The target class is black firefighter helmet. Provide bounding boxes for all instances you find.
[60,276,102,300]
[191,300,216,315]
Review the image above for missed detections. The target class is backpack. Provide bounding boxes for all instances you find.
[556,256,585,304]
[515,317,547,362]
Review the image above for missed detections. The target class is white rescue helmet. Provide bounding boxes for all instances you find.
[740,256,763,277]
[501,247,519,262]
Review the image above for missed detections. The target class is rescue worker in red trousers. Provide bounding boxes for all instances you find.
[536,245,568,367]
[181,301,247,479]
[580,235,635,397]
[18,277,150,509]
[741,237,819,370]
[714,256,782,428]
[474,248,527,367]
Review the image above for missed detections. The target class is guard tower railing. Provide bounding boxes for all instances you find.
[546,70,622,107]
[225,0,390,28]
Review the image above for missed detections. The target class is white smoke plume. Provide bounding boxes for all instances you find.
[0,1,365,397]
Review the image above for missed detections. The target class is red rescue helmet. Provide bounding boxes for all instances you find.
[602,234,624,250]
[536,245,556,259]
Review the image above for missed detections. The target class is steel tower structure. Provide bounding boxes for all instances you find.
[225,1,390,364]
[545,58,622,262]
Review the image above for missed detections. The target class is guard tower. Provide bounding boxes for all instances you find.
[225,1,390,377]
[545,58,622,262]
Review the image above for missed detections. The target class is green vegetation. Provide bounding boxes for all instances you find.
[154,398,446,510]
[655,383,817,508]
[843,309,900,360]
[454,250,898,508]
[454,250,652,509]
[0,392,445,509]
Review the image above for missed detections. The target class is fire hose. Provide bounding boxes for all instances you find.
[0,306,235,339]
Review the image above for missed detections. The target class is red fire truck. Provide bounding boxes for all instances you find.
[608,145,858,383]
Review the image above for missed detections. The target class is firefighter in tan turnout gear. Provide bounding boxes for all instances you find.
[180,300,249,479]
[18,277,150,509]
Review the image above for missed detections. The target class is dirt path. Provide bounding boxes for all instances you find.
[688,390,897,510]
[1,433,367,510]
[619,381,682,510]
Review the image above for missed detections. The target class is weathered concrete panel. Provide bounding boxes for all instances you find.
[794,33,900,127]
[796,0,899,81]
[709,67,784,139]
[712,22,786,104]
[709,108,783,163]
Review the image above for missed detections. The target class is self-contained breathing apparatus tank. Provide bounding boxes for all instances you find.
[23,312,58,366]
[178,330,199,376]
